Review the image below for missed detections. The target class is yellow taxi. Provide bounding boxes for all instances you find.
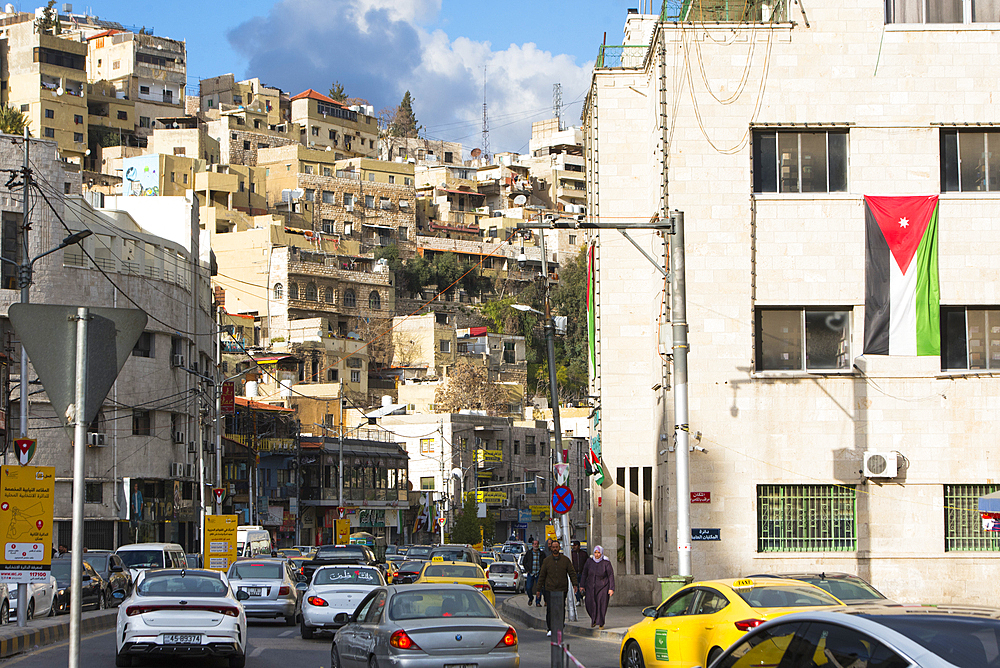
[415,559,496,606]
[619,578,846,668]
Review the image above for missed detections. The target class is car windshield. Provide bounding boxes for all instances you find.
[137,573,227,597]
[229,563,283,580]
[796,577,885,601]
[389,590,496,620]
[82,554,108,572]
[490,564,515,574]
[738,585,841,608]
[314,567,382,586]
[278,549,300,557]
[118,550,164,569]
[50,561,74,585]
[315,546,366,559]
[398,562,424,573]
[871,615,1000,668]
[424,564,482,579]
[430,549,472,563]
[407,546,432,559]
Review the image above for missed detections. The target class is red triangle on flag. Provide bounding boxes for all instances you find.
[864,195,938,274]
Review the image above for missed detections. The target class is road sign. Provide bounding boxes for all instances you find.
[338,506,345,519]
[552,485,574,514]
[213,488,225,504]
[0,465,54,583]
[8,305,147,437]
[691,528,721,541]
[14,439,36,466]
[691,492,711,504]
[437,517,446,526]
[221,381,235,415]
[544,525,556,542]
[204,514,238,571]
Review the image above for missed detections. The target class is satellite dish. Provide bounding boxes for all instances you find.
[56,87,64,96]
[513,195,527,206]
[326,146,332,151]
[471,148,482,158]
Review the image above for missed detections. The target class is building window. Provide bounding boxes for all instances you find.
[73,132,83,143]
[440,339,451,353]
[344,193,353,206]
[139,116,151,128]
[350,370,360,383]
[311,126,319,136]
[886,0,990,23]
[344,222,353,236]
[940,130,1000,192]
[398,226,407,241]
[420,476,435,491]
[273,283,283,299]
[324,286,334,303]
[365,195,374,208]
[945,484,1000,551]
[513,440,519,454]
[757,484,857,552]
[132,409,151,436]
[322,191,335,204]
[304,188,315,202]
[132,331,154,358]
[369,291,381,310]
[288,283,299,300]
[752,130,848,193]
[941,307,1000,371]
[323,167,332,177]
[344,289,356,308]
[420,438,434,454]
[327,368,338,381]
[85,482,102,504]
[139,85,150,95]
[305,282,317,301]
[43,127,55,138]
[322,219,335,234]
[754,308,851,372]
[74,114,83,125]
[112,60,120,69]
[436,314,449,325]
[526,436,536,456]
[389,175,395,184]
[404,177,412,186]
[20,104,29,112]
[444,152,453,163]
[44,109,54,119]
[569,235,577,246]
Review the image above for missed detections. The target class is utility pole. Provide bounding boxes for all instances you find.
[294,418,301,545]
[15,128,28,629]
[68,308,89,668]
[670,210,691,577]
[215,308,223,514]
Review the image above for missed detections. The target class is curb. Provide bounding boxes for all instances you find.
[0,609,118,659]
[499,598,626,644]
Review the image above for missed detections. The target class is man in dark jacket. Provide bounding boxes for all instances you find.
[537,539,578,637]
[570,541,586,603]
[520,540,546,606]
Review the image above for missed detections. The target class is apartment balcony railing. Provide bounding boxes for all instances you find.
[595,45,648,70]
[662,0,787,22]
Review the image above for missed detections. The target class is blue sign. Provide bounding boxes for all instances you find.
[518,510,532,523]
[552,486,574,514]
[514,523,528,529]
[691,528,721,541]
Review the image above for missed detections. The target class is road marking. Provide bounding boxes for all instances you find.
[249,646,265,657]
[1,629,115,665]
[278,629,295,637]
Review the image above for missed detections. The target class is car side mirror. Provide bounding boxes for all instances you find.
[237,590,250,601]
[642,607,657,618]
[109,563,123,573]
[111,589,126,600]
[334,612,350,625]
[295,582,307,592]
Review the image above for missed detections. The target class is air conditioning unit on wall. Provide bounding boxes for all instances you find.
[863,451,898,478]
[86,432,106,447]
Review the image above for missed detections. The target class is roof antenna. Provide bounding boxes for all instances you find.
[481,66,490,163]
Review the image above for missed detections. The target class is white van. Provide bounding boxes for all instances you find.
[236,526,272,558]
[115,542,187,581]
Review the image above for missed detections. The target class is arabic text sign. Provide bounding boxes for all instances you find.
[0,465,54,582]
[203,514,238,571]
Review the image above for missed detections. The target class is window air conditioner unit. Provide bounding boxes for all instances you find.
[345,203,354,212]
[187,441,196,455]
[863,451,898,478]
[171,354,185,368]
[173,431,185,444]
[170,462,184,477]
[184,464,196,478]
[519,493,526,502]
[228,484,236,494]
[86,432,106,447]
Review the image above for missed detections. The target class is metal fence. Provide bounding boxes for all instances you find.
[595,45,649,70]
[661,0,787,22]
[945,484,1000,552]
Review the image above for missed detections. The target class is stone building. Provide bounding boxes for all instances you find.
[586,2,1000,606]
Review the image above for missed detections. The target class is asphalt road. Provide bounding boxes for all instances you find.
[0,597,621,668]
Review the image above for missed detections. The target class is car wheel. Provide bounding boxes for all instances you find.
[114,650,132,667]
[300,621,315,639]
[707,647,723,667]
[25,600,34,621]
[369,655,380,668]
[622,640,645,668]
[229,653,246,668]
[284,613,296,626]
[331,646,342,668]
[0,601,8,625]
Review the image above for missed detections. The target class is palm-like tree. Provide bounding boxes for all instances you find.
[0,106,30,136]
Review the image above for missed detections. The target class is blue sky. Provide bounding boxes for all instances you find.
[60,0,641,154]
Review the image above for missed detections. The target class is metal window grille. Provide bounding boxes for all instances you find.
[757,484,856,552]
[944,484,1000,552]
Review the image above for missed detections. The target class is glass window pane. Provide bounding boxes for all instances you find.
[886,0,924,23]
[778,133,800,193]
[753,132,778,192]
[959,132,988,192]
[929,0,963,22]
[805,311,849,369]
[799,132,829,192]
[714,623,804,668]
[941,130,959,192]
[973,0,1000,21]
[988,310,1000,370]
[788,623,909,668]
[827,132,848,192]
[988,132,1000,191]
[757,310,802,371]
[967,309,987,370]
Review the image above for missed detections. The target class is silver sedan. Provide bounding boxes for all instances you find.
[226,558,299,625]
[331,584,519,668]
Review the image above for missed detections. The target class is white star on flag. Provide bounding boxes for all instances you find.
[898,217,909,228]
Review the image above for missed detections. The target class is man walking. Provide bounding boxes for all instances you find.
[520,540,546,606]
[537,539,578,637]
[570,541,587,604]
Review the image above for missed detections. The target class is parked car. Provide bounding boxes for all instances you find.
[8,575,56,620]
[115,568,248,668]
[619,577,846,668]
[330,585,518,668]
[115,542,187,582]
[51,559,107,614]
[706,607,1000,668]
[748,572,895,605]
[83,551,133,605]
[226,558,299,625]
[298,564,385,639]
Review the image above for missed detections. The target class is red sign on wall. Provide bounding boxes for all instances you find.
[221,381,235,415]
[691,492,711,504]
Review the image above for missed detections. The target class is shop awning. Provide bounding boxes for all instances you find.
[438,188,486,197]
[979,491,1000,513]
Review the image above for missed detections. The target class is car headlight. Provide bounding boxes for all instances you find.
[58,589,67,597]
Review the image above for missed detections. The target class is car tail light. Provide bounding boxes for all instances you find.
[390,629,421,650]
[473,583,491,592]
[126,604,239,617]
[307,596,328,607]
[278,586,290,595]
[734,618,765,632]
[125,605,154,616]
[496,627,517,647]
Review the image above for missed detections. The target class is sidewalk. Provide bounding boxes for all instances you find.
[0,609,118,659]
[499,593,643,644]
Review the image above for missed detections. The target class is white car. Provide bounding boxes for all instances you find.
[8,577,56,620]
[299,565,384,639]
[114,568,248,668]
[486,561,524,592]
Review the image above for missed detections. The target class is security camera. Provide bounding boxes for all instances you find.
[517,249,527,269]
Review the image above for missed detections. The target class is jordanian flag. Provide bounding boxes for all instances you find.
[863,195,940,356]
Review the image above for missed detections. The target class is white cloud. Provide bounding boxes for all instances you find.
[229,0,592,156]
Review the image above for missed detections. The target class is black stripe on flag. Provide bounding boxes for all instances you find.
[864,203,890,355]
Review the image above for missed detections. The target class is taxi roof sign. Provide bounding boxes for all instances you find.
[732,579,755,591]
[431,556,445,562]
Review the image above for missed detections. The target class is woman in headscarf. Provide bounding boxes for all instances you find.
[579,545,615,628]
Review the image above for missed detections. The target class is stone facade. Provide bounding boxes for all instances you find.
[586,5,1000,607]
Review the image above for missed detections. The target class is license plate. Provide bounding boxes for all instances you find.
[444,665,477,668]
[163,634,201,645]
[245,587,263,596]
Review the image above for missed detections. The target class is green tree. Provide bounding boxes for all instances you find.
[545,245,589,400]
[451,496,482,545]
[328,81,348,102]
[0,106,30,136]
[36,0,57,33]
[389,91,419,138]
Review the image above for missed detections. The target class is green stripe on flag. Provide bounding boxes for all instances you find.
[914,204,940,356]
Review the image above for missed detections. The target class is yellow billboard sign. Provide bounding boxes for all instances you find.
[0,465,54,583]
[335,519,351,545]
[465,490,507,504]
[545,524,557,542]
[476,449,503,466]
[204,514,238,572]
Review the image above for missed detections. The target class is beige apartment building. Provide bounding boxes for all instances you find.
[586,2,1000,607]
[200,74,286,127]
[204,107,299,167]
[290,89,378,158]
